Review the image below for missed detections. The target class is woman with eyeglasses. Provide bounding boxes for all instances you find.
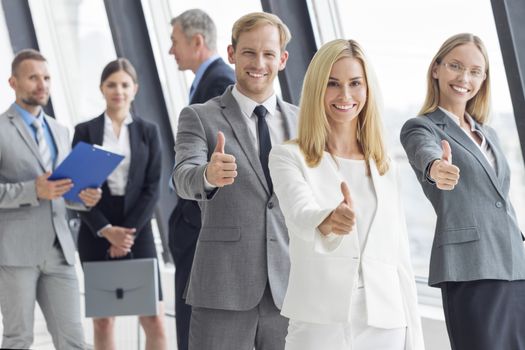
[401,33,525,350]
[269,39,424,350]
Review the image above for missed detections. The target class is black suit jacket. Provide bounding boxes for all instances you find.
[170,57,235,261]
[73,114,162,238]
[189,57,235,105]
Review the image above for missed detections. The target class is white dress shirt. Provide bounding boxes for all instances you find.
[204,85,287,189]
[102,113,132,196]
[231,85,287,150]
[439,107,496,168]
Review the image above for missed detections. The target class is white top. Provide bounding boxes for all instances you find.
[103,113,132,196]
[268,144,425,349]
[439,107,496,168]
[336,157,377,288]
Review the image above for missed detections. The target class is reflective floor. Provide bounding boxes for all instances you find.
[0,262,177,350]
[0,259,450,350]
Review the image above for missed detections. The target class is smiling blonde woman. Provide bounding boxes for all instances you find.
[269,39,424,350]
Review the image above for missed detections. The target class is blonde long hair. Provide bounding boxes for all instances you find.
[296,39,389,175]
[419,33,491,124]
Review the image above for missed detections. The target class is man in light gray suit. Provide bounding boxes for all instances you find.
[0,49,101,349]
[172,12,297,350]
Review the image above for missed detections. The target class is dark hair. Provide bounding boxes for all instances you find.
[11,49,47,76]
[100,58,138,86]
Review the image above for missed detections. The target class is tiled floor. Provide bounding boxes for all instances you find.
[0,261,177,350]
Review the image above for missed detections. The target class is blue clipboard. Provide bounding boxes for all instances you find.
[49,141,124,202]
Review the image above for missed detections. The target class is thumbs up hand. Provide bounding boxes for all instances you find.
[205,131,238,187]
[429,140,460,190]
[318,182,356,236]
[441,139,452,163]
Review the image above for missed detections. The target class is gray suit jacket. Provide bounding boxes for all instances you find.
[0,104,77,266]
[173,86,298,311]
[400,109,525,286]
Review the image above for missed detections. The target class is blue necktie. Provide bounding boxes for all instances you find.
[32,119,53,171]
[254,105,273,194]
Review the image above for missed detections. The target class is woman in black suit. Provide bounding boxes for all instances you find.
[73,58,166,350]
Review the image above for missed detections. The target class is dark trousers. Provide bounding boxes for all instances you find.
[441,280,525,350]
[168,201,200,350]
[174,240,196,350]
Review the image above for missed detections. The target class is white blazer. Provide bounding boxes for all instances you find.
[269,143,425,350]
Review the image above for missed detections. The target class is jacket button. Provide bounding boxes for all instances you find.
[267,201,274,209]
[195,193,202,199]
[495,201,503,208]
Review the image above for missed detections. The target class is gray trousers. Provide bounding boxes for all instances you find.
[189,285,288,350]
[0,244,84,349]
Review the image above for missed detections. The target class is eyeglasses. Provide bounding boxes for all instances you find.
[442,62,486,79]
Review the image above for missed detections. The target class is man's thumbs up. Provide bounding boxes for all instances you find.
[206,131,237,187]
[214,131,225,154]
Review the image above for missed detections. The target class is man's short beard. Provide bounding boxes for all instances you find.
[21,97,48,107]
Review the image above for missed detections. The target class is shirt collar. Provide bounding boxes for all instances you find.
[438,106,477,132]
[231,85,277,120]
[13,102,45,128]
[191,55,221,92]
[104,112,133,127]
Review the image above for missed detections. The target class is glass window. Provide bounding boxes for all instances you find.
[141,0,264,136]
[306,0,343,46]
[29,0,116,129]
[0,5,14,112]
[315,0,525,281]
[337,0,525,279]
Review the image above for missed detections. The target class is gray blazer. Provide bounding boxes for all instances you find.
[173,86,298,311]
[400,108,525,286]
[0,104,77,266]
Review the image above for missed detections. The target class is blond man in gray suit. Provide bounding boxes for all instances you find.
[0,49,101,349]
[173,12,297,350]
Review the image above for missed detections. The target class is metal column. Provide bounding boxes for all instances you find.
[104,0,176,261]
[2,0,55,116]
[491,0,525,162]
[260,0,317,105]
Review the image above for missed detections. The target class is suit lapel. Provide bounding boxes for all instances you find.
[8,106,46,170]
[88,114,118,195]
[360,160,381,255]
[90,113,137,195]
[277,97,296,140]
[220,90,270,194]
[191,60,218,104]
[475,122,505,181]
[44,116,64,168]
[88,114,105,146]
[428,109,504,198]
[126,118,139,192]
